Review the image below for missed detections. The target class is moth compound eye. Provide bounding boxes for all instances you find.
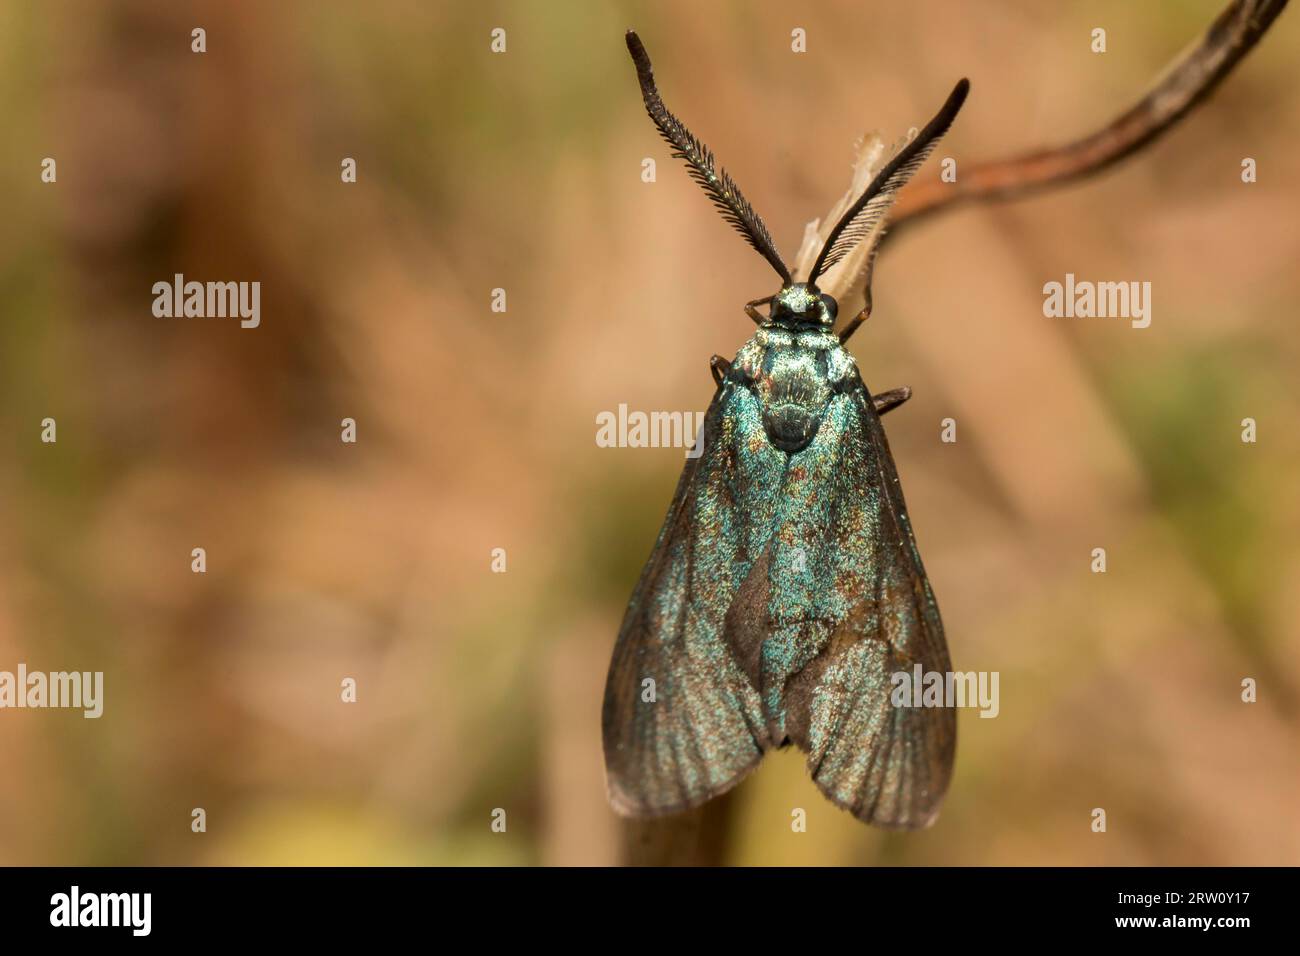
[820,294,838,323]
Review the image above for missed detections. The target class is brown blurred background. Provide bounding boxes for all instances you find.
[0,0,1296,865]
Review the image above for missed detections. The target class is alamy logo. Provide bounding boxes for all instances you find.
[890,664,999,718]
[0,663,103,718]
[50,886,151,936]
[152,273,261,328]
[1042,273,1151,328]
[596,404,706,458]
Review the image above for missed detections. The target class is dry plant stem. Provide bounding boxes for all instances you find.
[622,792,737,866]
[886,0,1289,242]
[619,0,1287,866]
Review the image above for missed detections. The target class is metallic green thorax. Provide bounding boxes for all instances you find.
[740,282,844,455]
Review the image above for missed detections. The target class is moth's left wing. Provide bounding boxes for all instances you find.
[602,382,785,816]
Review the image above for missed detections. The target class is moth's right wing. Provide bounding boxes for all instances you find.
[602,382,785,817]
[781,384,955,829]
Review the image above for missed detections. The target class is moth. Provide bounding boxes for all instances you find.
[603,31,969,829]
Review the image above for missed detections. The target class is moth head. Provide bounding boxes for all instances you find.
[625,31,968,342]
[771,283,837,328]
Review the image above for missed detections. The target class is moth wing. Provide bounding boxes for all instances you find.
[785,385,955,829]
[602,384,783,817]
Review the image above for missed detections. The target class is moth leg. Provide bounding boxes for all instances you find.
[710,355,732,386]
[838,246,879,344]
[838,306,871,344]
[744,295,774,325]
[872,386,912,416]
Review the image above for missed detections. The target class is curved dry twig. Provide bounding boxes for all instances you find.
[886,0,1289,241]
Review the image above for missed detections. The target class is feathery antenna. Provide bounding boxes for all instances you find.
[809,79,970,284]
[626,31,792,283]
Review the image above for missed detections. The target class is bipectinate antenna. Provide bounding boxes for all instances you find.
[808,79,970,285]
[626,31,792,284]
